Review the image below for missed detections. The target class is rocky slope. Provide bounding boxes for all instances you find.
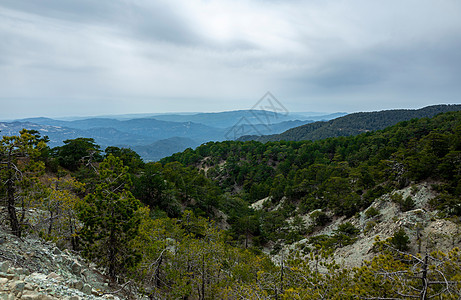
[0,226,129,300]
[274,181,461,266]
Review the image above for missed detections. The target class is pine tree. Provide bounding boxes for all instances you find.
[77,154,142,279]
[0,129,46,237]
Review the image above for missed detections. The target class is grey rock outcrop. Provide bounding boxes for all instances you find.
[0,226,125,300]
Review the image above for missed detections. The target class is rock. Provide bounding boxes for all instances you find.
[5,274,17,281]
[68,296,80,300]
[74,281,84,291]
[71,262,81,275]
[0,263,9,273]
[0,292,8,300]
[30,273,47,281]
[0,278,8,285]
[9,280,25,293]
[20,290,41,299]
[81,269,91,283]
[6,274,17,281]
[81,284,92,295]
[12,268,26,275]
[46,272,62,281]
[52,248,61,255]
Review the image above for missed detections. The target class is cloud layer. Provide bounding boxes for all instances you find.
[1,0,460,118]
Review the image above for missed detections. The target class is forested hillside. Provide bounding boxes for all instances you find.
[163,111,461,244]
[1,110,461,298]
[239,104,461,142]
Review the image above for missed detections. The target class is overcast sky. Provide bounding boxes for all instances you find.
[1,0,460,119]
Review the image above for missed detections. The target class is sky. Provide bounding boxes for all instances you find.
[1,0,460,119]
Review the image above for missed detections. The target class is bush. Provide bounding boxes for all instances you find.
[401,196,416,212]
[391,193,415,212]
[310,210,331,227]
[365,207,380,219]
[390,228,410,251]
[364,221,377,233]
[335,222,360,237]
[333,222,360,247]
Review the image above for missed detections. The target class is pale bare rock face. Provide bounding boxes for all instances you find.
[279,181,460,268]
[0,222,128,300]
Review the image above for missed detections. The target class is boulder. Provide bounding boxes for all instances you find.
[46,272,62,281]
[81,284,92,295]
[74,280,84,291]
[0,263,9,274]
[20,290,41,299]
[70,262,82,276]
[9,280,25,293]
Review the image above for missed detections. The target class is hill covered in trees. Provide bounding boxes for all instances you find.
[163,110,461,244]
[239,104,461,142]
[1,110,461,298]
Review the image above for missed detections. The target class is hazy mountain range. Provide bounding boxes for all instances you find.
[3,105,460,161]
[0,110,343,161]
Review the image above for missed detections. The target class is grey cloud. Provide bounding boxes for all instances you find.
[26,62,106,74]
[291,30,461,92]
[0,0,121,24]
[311,60,386,88]
[0,0,460,118]
[123,4,202,45]
[0,1,204,46]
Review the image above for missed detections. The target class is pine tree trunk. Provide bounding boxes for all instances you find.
[421,253,428,300]
[7,158,20,237]
[109,228,116,279]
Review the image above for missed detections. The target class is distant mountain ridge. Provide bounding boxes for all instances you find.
[2,110,339,161]
[0,121,149,147]
[16,110,342,128]
[238,104,461,142]
[146,110,342,128]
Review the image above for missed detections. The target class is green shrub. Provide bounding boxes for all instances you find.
[310,210,331,227]
[365,207,380,219]
[391,193,415,212]
[390,228,410,251]
[364,221,377,233]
